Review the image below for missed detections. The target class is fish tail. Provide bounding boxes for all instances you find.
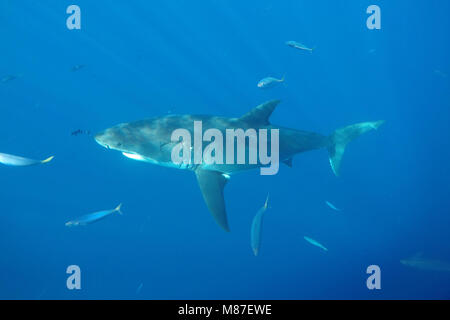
[115,203,123,215]
[264,193,270,210]
[327,120,385,176]
[41,156,54,164]
[281,74,286,82]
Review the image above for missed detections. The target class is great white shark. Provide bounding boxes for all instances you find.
[94,100,384,231]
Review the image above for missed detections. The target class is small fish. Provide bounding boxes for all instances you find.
[257,76,285,89]
[0,152,54,167]
[325,201,341,211]
[286,41,314,53]
[136,283,144,295]
[71,65,85,72]
[65,204,123,227]
[251,194,270,256]
[1,75,18,83]
[434,69,448,78]
[71,129,91,136]
[401,253,450,272]
[304,236,328,252]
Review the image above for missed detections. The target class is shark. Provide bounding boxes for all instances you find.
[401,253,450,272]
[94,100,384,232]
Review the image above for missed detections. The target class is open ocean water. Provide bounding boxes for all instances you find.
[0,1,449,300]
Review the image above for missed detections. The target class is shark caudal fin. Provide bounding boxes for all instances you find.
[328,120,385,176]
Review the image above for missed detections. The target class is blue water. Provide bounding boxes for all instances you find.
[1,0,449,299]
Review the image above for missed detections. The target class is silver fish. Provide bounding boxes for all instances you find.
[434,69,448,78]
[1,74,19,83]
[401,253,450,272]
[136,283,144,294]
[251,194,270,256]
[0,153,54,167]
[304,236,328,252]
[71,65,85,72]
[325,201,341,211]
[286,41,314,53]
[257,76,285,89]
[65,204,123,227]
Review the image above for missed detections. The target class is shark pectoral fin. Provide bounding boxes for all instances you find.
[195,169,230,232]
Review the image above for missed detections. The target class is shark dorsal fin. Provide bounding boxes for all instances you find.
[240,100,281,125]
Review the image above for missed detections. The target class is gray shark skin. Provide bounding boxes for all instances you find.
[95,100,384,231]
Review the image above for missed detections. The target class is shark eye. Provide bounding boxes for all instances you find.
[117,143,122,147]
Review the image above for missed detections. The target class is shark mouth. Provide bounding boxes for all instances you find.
[94,138,111,150]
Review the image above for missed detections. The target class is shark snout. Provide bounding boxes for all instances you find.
[94,128,126,151]
[94,131,110,149]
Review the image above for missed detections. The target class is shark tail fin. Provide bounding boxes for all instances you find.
[328,120,385,176]
[41,156,54,164]
[115,203,123,215]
